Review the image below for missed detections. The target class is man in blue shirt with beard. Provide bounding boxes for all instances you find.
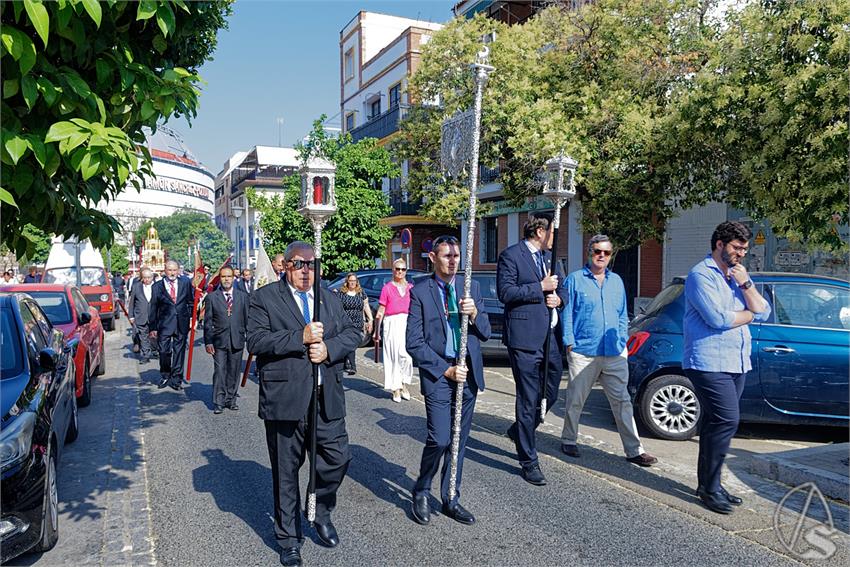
[560,234,657,467]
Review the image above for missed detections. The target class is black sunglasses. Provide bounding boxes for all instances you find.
[289,259,316,270]
[592,248,613,257]
[394,267,407,272]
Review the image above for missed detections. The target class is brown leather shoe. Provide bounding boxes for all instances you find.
[626,453,658,467]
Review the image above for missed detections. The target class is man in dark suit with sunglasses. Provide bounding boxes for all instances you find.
[406,235,490,526]
[247,241,360,567]
[496,214,566,486]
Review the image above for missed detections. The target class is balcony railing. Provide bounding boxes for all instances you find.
[349,105,407,142]
[387,189,422,216]
[231,165,296,193]
[480,164,500,184]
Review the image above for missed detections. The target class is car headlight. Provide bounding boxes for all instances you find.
[100,294,110,302]
[0,412,36,470]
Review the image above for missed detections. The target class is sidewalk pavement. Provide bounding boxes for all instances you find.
[749,443,849,503]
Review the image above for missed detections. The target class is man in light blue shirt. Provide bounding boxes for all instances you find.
[560,235,657,467]
[683,221,770,515]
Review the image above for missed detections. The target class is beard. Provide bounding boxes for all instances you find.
[720,248,738,266]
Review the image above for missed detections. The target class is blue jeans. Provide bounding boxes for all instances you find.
[685,370,746,492]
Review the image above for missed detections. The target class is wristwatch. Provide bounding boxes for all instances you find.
[739,279,753,290]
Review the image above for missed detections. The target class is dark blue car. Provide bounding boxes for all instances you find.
[1,293,77,562]
[627,272,849,440]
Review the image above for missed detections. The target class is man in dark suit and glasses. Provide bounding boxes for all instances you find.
[496,214,566,486]
[149,259,193,390]
[406,235,490,526]
[204,266,249,414]
[247,241,360,567]
[128,267,155,361]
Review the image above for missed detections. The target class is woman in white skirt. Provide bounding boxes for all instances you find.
[374,258,414,402]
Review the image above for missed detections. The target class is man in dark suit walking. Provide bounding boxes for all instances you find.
[496,214,566,486]
[247,241,360,567]
[204,266,249,414]
[128,268,155,361]
[149,260,193,390]
[406,235,490,526]
[235,268,255,296]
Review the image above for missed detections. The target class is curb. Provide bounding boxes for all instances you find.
[747,443,850,503]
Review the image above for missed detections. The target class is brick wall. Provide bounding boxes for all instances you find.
[639,238,663,297]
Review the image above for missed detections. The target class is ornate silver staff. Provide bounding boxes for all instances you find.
[538,153,577,422]
[297,152,337,524]
[440,40,495,502]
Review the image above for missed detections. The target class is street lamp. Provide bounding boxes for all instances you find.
[538,152,578,421]
[297,152,337,526]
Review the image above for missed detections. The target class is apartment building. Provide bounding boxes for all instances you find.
[340,11,457,271]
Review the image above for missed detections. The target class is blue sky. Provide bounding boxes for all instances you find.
[176,0,457,175]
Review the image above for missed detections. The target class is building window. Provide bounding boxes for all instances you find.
[389,83,401,109]
[483,217,498,264]
[345,113,355,132]
[344,49,354,80]
[369,99,381,121]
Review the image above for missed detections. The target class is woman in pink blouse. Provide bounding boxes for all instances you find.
[374,258,414,402]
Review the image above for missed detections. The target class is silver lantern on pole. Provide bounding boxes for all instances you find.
[440,39,495,503]
[538,152,577,422]
[297,151,337,525]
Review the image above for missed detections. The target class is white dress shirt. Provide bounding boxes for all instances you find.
[287,282,322,385]
[524,240,558,328]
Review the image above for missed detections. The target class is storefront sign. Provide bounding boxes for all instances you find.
[144,177,211,200]
[774,251,810,267]
[483,195,553,217]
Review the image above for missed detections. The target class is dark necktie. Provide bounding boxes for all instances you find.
[225,292,232,316]
[296,291,311,323]
[169,279,177,302]
[535,251,546,280]
[446,283,461,354]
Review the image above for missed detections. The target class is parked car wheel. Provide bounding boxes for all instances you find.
[65,388,79,443]
[639,374,700,440]
[78,361,92,407]
[34,446,59,553]
[94,343,106,376]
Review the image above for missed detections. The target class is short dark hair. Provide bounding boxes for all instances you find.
[432,235,459,255]
[710,221,752,251]
[523,213,551,240]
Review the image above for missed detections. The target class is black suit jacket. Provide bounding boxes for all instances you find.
[406,275,491,394]
[149,276,194,336]
[496,241,567,351]
[235,278,254,295]
[127,281,152,326]
[247,280,360,422]
[203,288,248,350]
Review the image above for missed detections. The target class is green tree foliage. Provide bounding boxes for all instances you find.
[397,1,713,248]
[134,210,231,271]
[1,0,232,258]
[20,224,51,264]
[667,0,849,250]
[101,243,129,274]
[249,118,397,277]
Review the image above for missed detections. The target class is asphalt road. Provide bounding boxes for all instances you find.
[10,319,849,566]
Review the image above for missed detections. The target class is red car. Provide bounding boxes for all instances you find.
[2,284,105,406]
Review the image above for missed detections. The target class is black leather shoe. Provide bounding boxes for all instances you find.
[279,546,302,566]
[626,453,658,467]
[561,444,580,458]
[227,402,239,411]
[213,406,224,414]
[506,423,518,444]
[697,485,743,506]
[170,383,182,391]
[442,502,475,525]
[521,464,547,486]
[157,377,169,389]
[698,489,734,514]
[315,520,339,548]
[411,494,430,525]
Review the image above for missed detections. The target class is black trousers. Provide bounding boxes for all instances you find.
[264,399,350,549]
[134,322,152,357]
[212,346,242,407]
[413,376,476,507]
[157,332,187,386]
[507,337,563,468]
[685,370,746,493]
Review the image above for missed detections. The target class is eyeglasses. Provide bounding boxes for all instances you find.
[592,249,613,257]
[729,243,749,253]
[394,267,407,272]
[289,259,316,270]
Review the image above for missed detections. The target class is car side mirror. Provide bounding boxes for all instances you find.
[38,347,59,371]
[78,311,92,325]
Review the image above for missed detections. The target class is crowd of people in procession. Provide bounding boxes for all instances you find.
[4,217,767,567]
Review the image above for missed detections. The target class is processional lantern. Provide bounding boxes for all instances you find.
[298,154,337,227]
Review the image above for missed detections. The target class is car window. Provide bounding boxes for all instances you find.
[71,288,89,316]
[19,301,48,353]
[44,266,106,286]
[1,307,24,379]
[472,275,498,299]
[25,291,73,325]
[771,284,850,330]
[27,300,54,340]
[642,283,684,318]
